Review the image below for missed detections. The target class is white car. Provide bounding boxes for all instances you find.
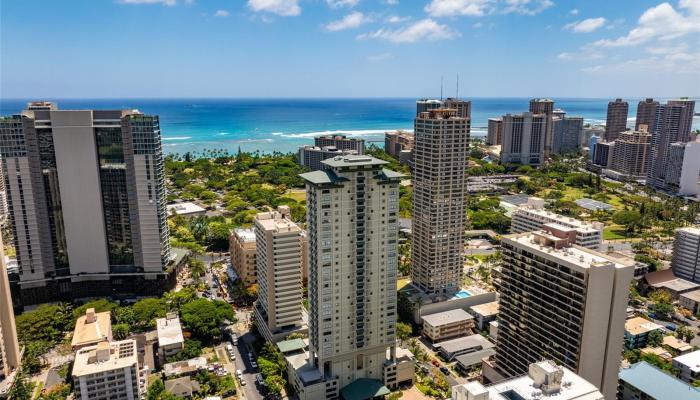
[236,369,243,377]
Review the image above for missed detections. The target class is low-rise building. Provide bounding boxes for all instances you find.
[511,197,603,249]
[618,361,700,400]
[72,340,141,400]
[642,268,700,300]
[663,335,693,355]
[163,357,208,378]
[469,301,499,331]
[624,317,663,349]
[434,334,495,362]
[383,347,415,390]
[165,376,200,398]
[680,289,700,315]
[166,202,206,217]
[71,308,113,350]
[157,313,185,363]
[453,360,604,400]
[384,130,414,166]
[672,350,700,383]
[229,228,256,286]
[422,309,475,342]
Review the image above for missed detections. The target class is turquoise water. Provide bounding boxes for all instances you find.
[1,98,697,155]
[453,289,472,299]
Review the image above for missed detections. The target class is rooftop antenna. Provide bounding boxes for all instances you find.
[440,75,443,101]
[456,73,459,99]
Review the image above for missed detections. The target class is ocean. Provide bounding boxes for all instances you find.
[1,98,697,155]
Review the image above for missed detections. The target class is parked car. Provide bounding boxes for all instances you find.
[440,366,450,375]
[256,374,266,386]
[236,369,243,378]
[666,323,677,331]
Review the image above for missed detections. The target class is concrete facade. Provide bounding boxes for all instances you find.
[647,99,696,191]
[487,118,502,146]
[635,98,659,131]
[607,129,652,180]
[551,113,583,155]
[494,230,634,399]
[229,228,257,286]
[672,227,700,284]
[604,98,629,142]
[0,235,20,391]
[0,102,171,306]
[500,112,546,166]
[412,107,470,294]
[72,340,141,400]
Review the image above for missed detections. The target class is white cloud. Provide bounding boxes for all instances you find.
[386,15,410,23]
[569,8,579,16]
[425,0,493,17]
[472,22,483,28]
[580,49,700,74]
[326,0,360,8]
[557,52,573,60]
[357,18,460,43]
[502,0,554,16]
[563,17,606,33]
[594,0,700,47]
[384,0,399,4]
[247,0,301,16]
[367,52,393,61]
[214,9,230,17]
[117,0,176,5]
[324,12,372,31]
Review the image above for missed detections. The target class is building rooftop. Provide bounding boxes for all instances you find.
[454,348,496,368]
[166,202,206,216]
[340,378,390,400]
[156,313,184,348]
[276,338,306,354]
[72,340,138,377]
[163,357,208,377]
[71,309,112,349]
[321,154,387,168]
[575,198,615,211]
[165,376,200,395]
[255,208,301,233]
[678,226,700,235]
[515,201,602,233]
[625,317,663,336]
[663,335,693,353]
[233,228,256,243]
[434,334,494,354]
[680,289,700,303]
[620,361,700,399]
[505,232,625,273]
[470,301,499,317]
[673,350,700,373]
[422,308,473,327]
[455,361,603,400]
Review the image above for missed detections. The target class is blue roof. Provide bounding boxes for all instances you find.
[619,361,700,400]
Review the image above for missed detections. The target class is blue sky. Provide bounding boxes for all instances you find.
[1,0,698,98]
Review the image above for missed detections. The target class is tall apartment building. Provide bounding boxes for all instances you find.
[606,129,652,180]
[672,227,700,284]
[635,98,659,131]
[511,197,603,249]
[412,107,470,294]
[384,130,414,166]
[72,340,141,400]
[454,360,604,400]
[551,112,583,155]
[591,141,614,169]
[529,98,555,156]
[298,145,358,171]
[491,230,634,399]
[0,102,171,306]
[314,135,364,154]
[229,228,257,286]
[662,140,700,196]
[416,99,442,116]
[297,155,404,398]
[500,112,546,166]
[486,118,502,146]
[604,98,629,142]
[647,99,696,191]
[416,98,470,119]
[0,234,20,390]
[253,206,306,342]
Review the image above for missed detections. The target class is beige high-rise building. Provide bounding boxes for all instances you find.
[487,118,502,146]
[490,229,634,400]
[412,107,470,294]
[296,155,405,399]
[500,112,546,166]
[605,98,629,142]
[607,128,652,180]
[229,228,257,286]
[635,98,659,131]
[0,234,20,390]
[72,340,141,400]
[529,98,555,157]
[253,206,305,342]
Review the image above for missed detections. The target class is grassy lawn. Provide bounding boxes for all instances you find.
[603,226,632,240]
[285,189,306,202]
[397,278,411,290]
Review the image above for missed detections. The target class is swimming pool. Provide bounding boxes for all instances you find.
[453,289,472,299]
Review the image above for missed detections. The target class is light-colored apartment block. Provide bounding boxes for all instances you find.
[412,106,470,294]
[0,237,20,396]
[253,206,306,342]
[0,102,171,306]
[72,308,113,350]
[454,360,603,400]
[672,350,700,383]
[421,309,474,342]
[492,229,634,399]
[229,228,257,286]
[156,313,185,362]
[605,128,652,181]
[511,197,603,249]
[72,340,141,400]
[672,227,700,284]
[500,112,546,166]
[296,155,406,399]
